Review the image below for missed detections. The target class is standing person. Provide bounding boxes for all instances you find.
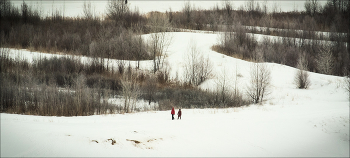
[171,107,175,120]
[177,109,182,120]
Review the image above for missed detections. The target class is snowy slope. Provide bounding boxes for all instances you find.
[1,32,349,157]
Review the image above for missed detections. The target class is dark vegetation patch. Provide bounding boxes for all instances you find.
[126,139,141,144]
[108,138,116,145]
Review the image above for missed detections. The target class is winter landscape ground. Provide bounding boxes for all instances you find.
[1,31,349,157]
[1,0,350,157]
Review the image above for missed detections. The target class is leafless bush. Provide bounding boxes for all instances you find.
[215,69,229,107]
[121,73,140,113]
[294,53,311,89]
[184,40,213,86]
[344,74,350,102]
[143,75,157,105]
[317,44,334,75]
[246,60,271,104]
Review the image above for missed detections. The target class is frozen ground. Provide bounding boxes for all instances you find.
[1,31,349,157]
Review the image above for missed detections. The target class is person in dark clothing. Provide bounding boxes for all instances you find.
[171,107,175,120]
[177,109,182,120]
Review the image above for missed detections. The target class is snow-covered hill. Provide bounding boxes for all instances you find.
[1,32,349,157]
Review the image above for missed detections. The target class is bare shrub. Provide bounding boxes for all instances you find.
[215,69,229,108]
[144,75,157,105]
[294,53,311,89]
[230,63,244,107]
[317,44,334,75]
[121,73,140,113]
[184,40,213,86]
[246,60,271,104]
[344,75,350,102]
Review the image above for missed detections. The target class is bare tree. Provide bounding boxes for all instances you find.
[182,0,193,28]
[232,62,241,103]
[246,0,256,12]
[121,73,139,113]
[184,40,213,86]
[144,75,157,105]
[317,44,334,75]
[246,56,271,104]
[134,28,147,69]
[294,53,311,89]
[83,1,95,20]
[215,63,244,107]
[344,74,350,102]
[147,12,172,73]
[222,0,233,24]
[305,0,320,16]
[215,68,228,107]
[106,0,129,21]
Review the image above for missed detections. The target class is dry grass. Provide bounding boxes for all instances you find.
[210,45,253,62]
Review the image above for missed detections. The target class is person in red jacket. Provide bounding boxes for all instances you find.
[171,107,175,120]
[177,109,182,120]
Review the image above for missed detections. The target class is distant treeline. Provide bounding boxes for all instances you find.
[169,0,349,33]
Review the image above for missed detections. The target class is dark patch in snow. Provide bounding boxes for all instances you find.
[108,138,116,145]
[147,138,161,142]
[126,139,141,144]
[91,140,98,143]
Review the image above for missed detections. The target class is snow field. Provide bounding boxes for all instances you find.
[1,103,348,157]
